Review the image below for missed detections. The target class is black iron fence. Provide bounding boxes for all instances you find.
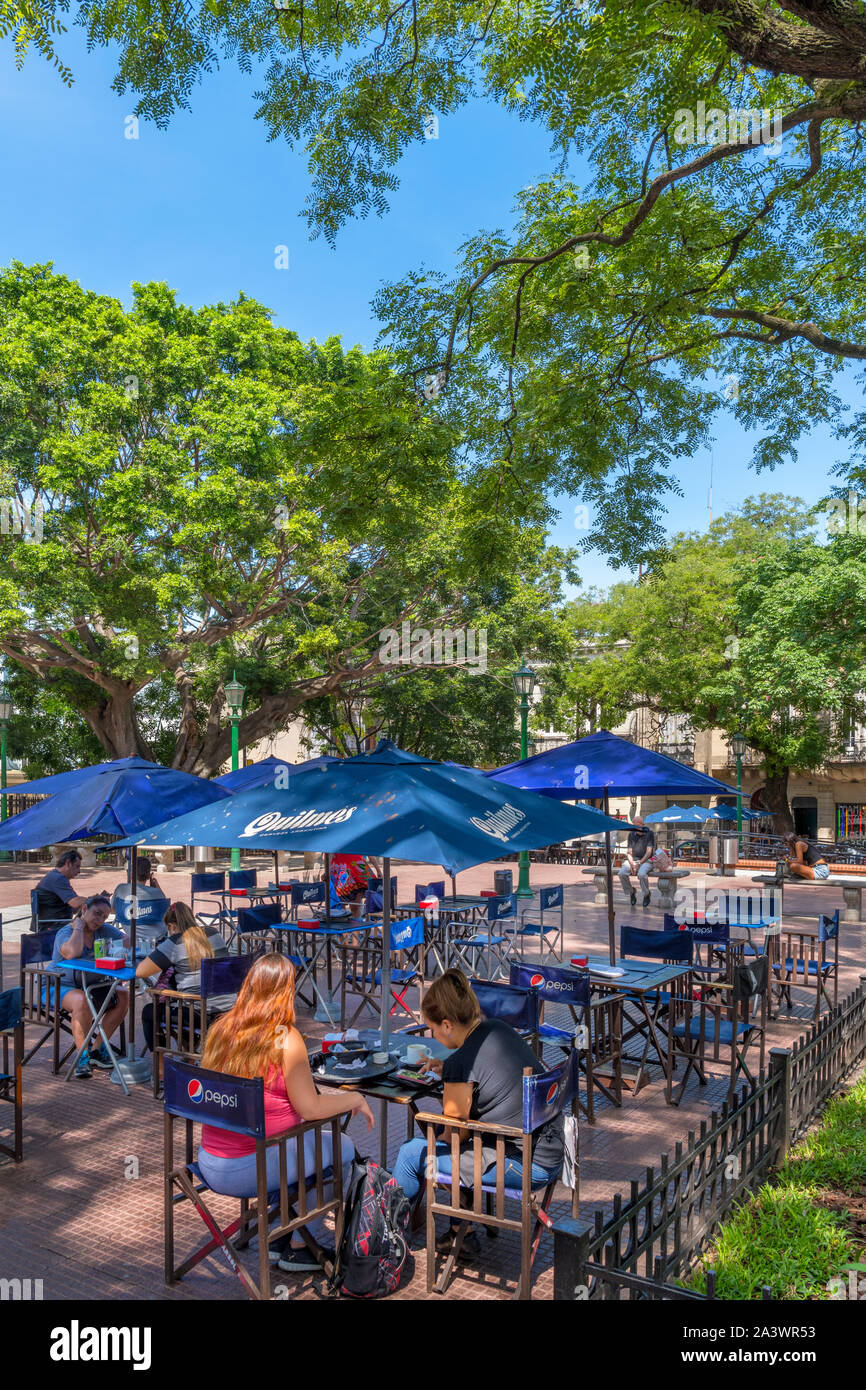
[554,977,866,1300]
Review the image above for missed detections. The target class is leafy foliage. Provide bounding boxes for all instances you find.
[0,260,558,773]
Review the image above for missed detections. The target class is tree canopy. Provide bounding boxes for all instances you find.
[8,2,866,564]
[0,261,565,774]
[538,494,866,824]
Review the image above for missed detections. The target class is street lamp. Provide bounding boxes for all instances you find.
[731,731,747,850]
[225,673,245,871]
[512,658,535,899]
[0,681,12,863]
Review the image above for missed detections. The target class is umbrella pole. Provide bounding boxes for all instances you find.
[111,847,149,1088]
[380,855,392,1052]
[604,790,616,966]
[450,872,457,901]
[315,852,338,1024]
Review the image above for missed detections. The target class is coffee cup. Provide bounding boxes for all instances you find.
[406,1044,430,1065]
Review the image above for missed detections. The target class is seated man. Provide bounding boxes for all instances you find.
[783,832,830,881]
[33,849,87,930]
[618,816,656,907]
[51,894,129,1079]
[112,855,168,947]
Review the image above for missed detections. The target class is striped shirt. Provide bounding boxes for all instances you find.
[147,926,233,1011]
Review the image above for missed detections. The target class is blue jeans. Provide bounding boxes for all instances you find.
[391,1136,559,1204]
[197,1131,354,1241]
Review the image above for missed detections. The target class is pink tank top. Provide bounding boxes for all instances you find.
[200,1066,303,1159]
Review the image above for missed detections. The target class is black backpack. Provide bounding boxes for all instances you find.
[328,1158,411,1299]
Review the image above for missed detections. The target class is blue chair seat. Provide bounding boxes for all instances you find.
[625,990,670,1006]
[435,1165,559,1195]
[775,957,831,975]
[463,934,507,947]
[512,922,557,937]
[672,1018,751,1042]
[373,969,419,986]
[537,1022,572,1042]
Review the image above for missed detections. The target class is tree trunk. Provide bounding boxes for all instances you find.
[756,766,794,833]
[83,691,152,761]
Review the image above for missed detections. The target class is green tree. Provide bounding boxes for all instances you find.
[0,260,556,774]
[539,495,866,826]
[12,3,866,563]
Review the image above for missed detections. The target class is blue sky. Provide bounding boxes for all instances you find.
[0,31,852,588]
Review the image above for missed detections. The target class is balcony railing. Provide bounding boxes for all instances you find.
[724,747,763,767]
[828,744,866,763]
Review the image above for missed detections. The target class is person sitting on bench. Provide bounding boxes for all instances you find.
[618,816,656,907]
[783,833,830,881]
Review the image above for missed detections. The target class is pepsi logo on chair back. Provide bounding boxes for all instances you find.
[163,1059,266,1137]
[510,962,590,1007]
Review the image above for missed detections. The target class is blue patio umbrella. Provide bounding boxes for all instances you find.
[487,729,736,800]
[0,757,230,850]
[114,739,628,1035]
[0,756,230,1082]
[214,753,340,792]
[488,730,735,960]
[710,803,762,822]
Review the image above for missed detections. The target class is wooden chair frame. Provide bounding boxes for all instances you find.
[417,1066,579,1301]
[0,990,23,1162]
[670,955,769,1103]
[164,1109,345,1301]
[773,920,839,1019]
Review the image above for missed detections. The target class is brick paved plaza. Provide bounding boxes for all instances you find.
[1,857,862,1302]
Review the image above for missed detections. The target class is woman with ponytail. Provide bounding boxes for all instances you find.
[391,969,564,1258]
[198,952,373,1272]
[136,902,233,1052]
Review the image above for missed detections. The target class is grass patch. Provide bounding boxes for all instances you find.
[687,1075,866,1300]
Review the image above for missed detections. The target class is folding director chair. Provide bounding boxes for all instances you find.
[19,929,77,1073]
[773,911,840,1019]
[511,885,565,962]
[450,893,518,980]
[0,988,23,1162]
[510,962,623,1123]
[149,953,258,1097]
[416,1050,581,1300]
[163,1058,345,1301]
[671,954,769,1103]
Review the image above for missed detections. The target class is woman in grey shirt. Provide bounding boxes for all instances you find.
[136,902,231,1054]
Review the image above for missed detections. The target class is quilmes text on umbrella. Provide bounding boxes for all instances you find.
[469,802,527,843]
[378,622,487,674]
[239,806,358,837]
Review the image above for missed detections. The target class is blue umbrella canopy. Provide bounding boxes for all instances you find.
[114,739,626,874]
[215,756,294,792]
[644,804,714,824]
[710,803,762,822]
[0,758,230,851]
[214,753,340,792]
[488,729,736,800]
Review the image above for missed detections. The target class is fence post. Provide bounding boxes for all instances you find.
[553,1217,593,1300]
[769,1048,791,1166]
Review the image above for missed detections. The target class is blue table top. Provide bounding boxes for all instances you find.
[62,957,139,982]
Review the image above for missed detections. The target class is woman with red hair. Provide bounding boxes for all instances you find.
[198,952,373,1273]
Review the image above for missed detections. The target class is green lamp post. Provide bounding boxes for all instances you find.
[225,672,245,872]
[731,730,747,851]
[0,681,11,863]
[513,658,535,900]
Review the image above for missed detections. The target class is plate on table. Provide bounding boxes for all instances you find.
[322,1053,400,1083]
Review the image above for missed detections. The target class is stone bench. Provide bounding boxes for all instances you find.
[581,865,690,911]
[751,873,863,924]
